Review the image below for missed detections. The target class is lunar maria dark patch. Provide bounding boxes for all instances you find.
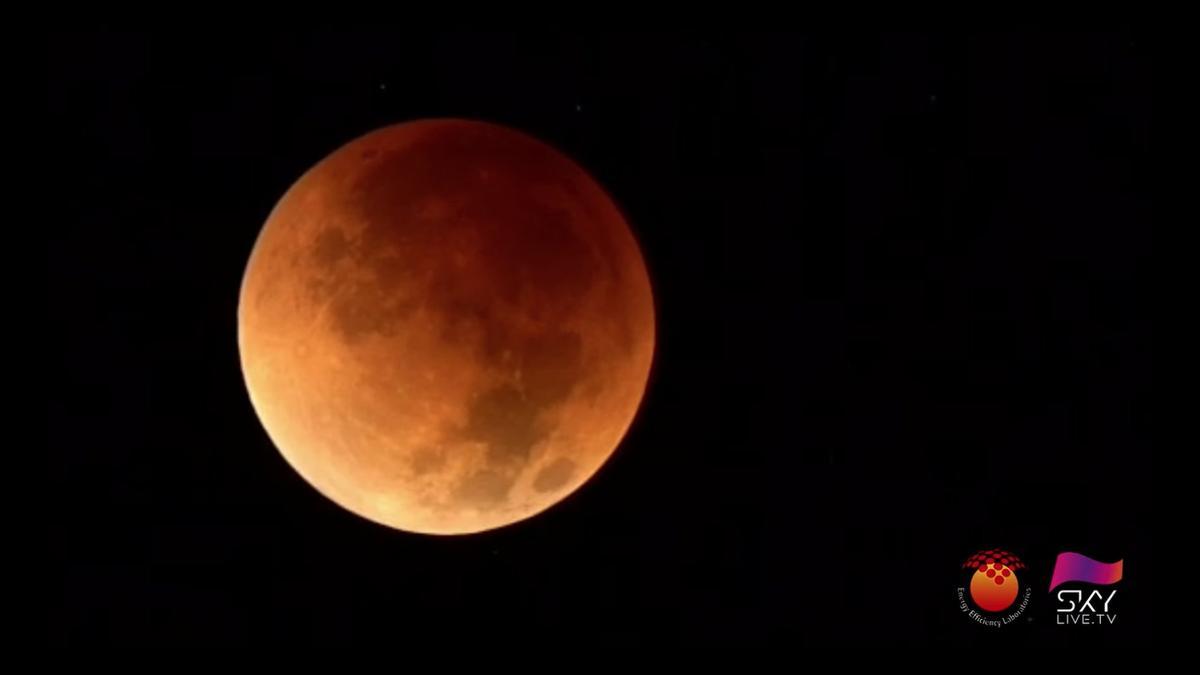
[533,457,576,493]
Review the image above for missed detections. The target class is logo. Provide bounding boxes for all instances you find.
[1050,552,1123,626]
[956,548,1032,627]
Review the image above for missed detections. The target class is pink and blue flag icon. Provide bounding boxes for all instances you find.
[1048,552,1124,591]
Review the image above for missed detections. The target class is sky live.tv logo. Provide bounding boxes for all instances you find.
[1050,552,1124,626]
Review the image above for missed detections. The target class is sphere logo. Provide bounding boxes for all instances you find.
[957,548,1032,627]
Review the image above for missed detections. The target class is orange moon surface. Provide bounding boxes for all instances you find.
[238,120,655,535]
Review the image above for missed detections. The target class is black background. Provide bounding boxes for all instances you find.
[49,31,1151,646]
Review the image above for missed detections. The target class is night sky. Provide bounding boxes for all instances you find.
[49,31,1151,647]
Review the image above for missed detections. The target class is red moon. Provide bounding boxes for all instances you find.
[238,120,655,534]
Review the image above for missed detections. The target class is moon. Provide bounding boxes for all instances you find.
[238,119,655,535]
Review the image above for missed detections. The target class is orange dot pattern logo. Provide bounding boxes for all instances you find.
[962,549,1026,613]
